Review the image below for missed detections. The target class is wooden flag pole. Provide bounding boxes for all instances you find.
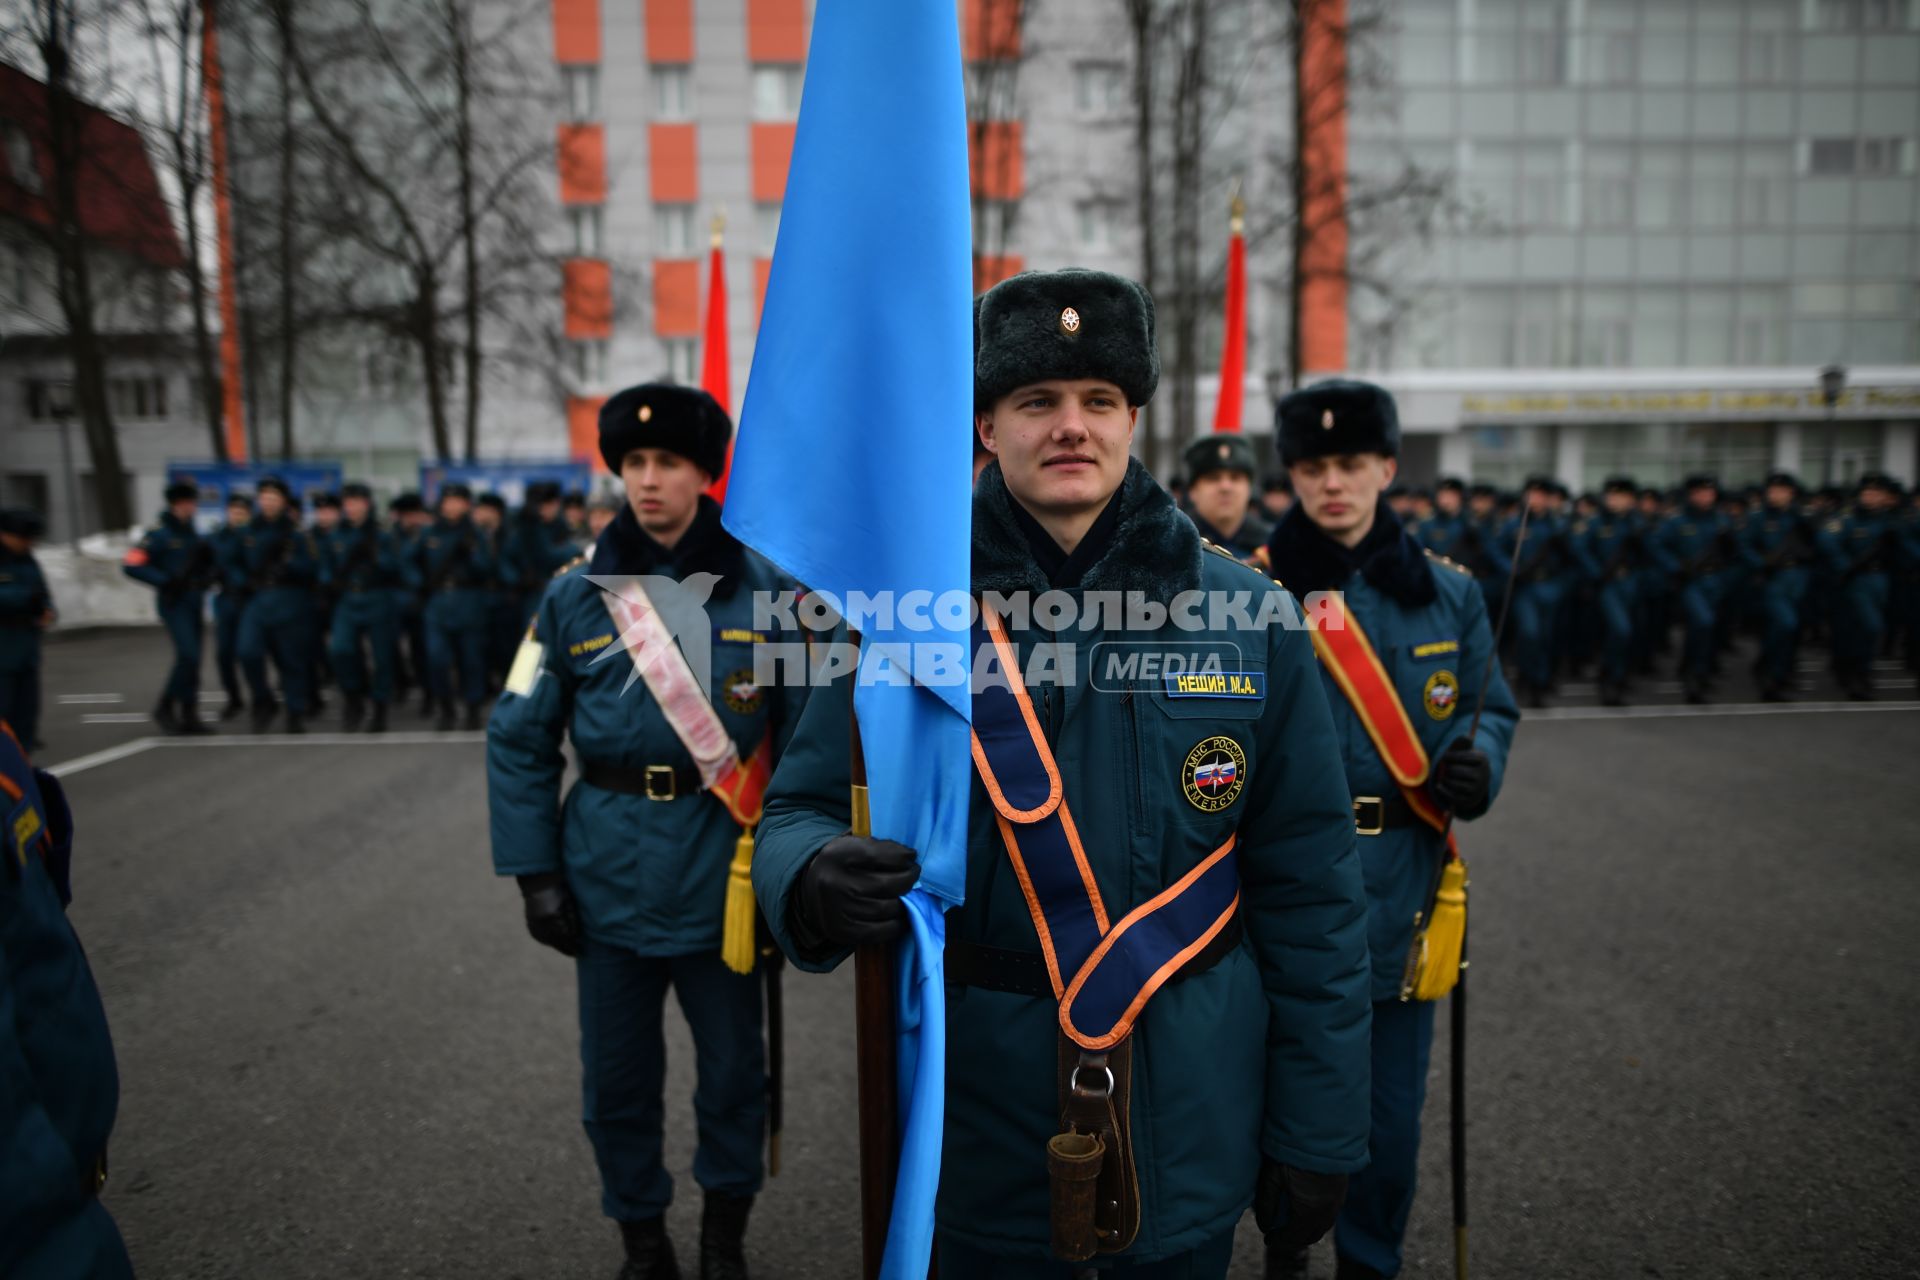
[849,677,899,1280]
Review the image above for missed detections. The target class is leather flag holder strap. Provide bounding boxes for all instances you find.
[970,609,1242,1260]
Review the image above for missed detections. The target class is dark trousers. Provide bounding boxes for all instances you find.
[1595,577,1636,686]
[1510,579,1565,690]
[1757,568,1809,686]
[214,593,246,700]
[158,595,205,704]
[1832,572,1889,677]
[577,942,766,1223]
[936,1231,1235,1278]
[1334,998,1437,1279]
[329,594,398,703]
[1674,575,1727,681]
[13,1199,136,1280]
[0,663,39,747]
[237,592,313,714]
[424,591,488,707]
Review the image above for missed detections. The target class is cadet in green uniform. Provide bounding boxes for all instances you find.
[236,478,319,733]
[489,385,807,1280]
[0,510,53,750]
[1819,472,1903,700]
[1262,381,1519,1280]
[412,484,496,731]
[1745,473,1815,702]
[322,484,403,733]
[210,494,253,720]
[1181,432,1271,562]
[753,270,1371,1277]
[122,480,216,735]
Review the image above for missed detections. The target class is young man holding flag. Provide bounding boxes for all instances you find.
[753,269,1373,1276]
[1261,380,1519,1280]
[487,385,807,1280]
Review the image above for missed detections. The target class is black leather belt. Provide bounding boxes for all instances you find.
[946,911,1243,999]
[1352,793,1422,836]
[580,759,703,801]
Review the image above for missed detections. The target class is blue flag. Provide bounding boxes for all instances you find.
[720,1,973,1275]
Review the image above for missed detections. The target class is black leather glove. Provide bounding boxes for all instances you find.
[790,833,920,957]
[1253,1160,1348,1254]
[517,872,584,957]
[1429,737,1491,817]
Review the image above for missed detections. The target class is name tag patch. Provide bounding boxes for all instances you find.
[715,627,771,645]
[568,632,615,658]
[1163,671,1265,699]
[1410,639,1460,660]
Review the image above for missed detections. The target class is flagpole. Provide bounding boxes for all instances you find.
[848,672,899,1280]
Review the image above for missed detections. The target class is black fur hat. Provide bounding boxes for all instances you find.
[341,482,373,501]
[598,383,733,477]
[974,269,1158,412]
[1183,432,1257,482]
[1276,379,1400,466]
[164,480,200,504]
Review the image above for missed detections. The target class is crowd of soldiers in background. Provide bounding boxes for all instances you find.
[129,478,622,737]
[1191,467,1920,708]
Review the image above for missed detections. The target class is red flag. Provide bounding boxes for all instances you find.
[702,213,734,500]
[1212,193,1247,432]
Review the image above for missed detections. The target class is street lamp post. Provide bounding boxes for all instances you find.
[1818,363,1847,488]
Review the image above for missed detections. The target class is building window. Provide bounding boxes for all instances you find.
[754,202,781,256]
[1739,175,1781,227]
[568,205,604,256]
[107,376,169,421]
[1807,138,1856,175]
[1578,318,1630,367]
[3,125,39,194]
[25,379,74,421]
[1808,137,1914,176]
[655,204,695,257]
[1742,30,1784,82]
[1594,32,1635,84]
[1587,176,1631,228]
[653,64,691,121]
[662,338,696,384]
[1074,200,1116,251]
[1518,29,1566,85]
[968,62,1019,121]
[1860,137,1910,176]
[1072,61,1125,116]
[1814,0,1911,29]
[751,65,803,122]
[561,64,599,123]
[570,339,608,387]
[1520,174,1560,227]
[6,240,28,304]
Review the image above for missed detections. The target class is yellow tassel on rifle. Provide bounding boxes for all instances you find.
[1405,857,1468,1002]
[721,829,757,975]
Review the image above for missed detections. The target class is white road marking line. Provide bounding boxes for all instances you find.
[45,738,161,777]
[151,732,489,747]
[80,713,154,724]
[1527,700,1920,722]
[57,693,125,705]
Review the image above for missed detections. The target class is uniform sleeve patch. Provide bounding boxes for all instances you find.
[1163,671,1265,699]
[1410,639,1460,660]
[504,640,547,697]
[567,632,615,658]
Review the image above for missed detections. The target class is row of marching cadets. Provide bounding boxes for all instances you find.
[481,267,1517,1280]
[119,478,588,735]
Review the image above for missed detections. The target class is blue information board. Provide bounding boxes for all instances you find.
[418,460,593,507]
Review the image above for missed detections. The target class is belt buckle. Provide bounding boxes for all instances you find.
[1353,796,1385,837]
[644,765,676,802]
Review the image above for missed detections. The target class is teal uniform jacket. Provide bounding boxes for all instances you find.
[123,512,212,603]
[1,724,130,1278]
[488,499,808,954]
[1649,508,1743,583]
[320,518,404,595]
[411,515,498,628]
[238,513,317,618]
[0,547,51,673]
[753,461,1372,1262]
[1265,503,1519,1001]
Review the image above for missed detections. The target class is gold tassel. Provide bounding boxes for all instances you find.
[1407,857,1468,1002]
[721,828,757,975]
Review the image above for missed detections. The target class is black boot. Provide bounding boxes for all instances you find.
[367,701,389,734]
[251,697,280,734]
[177,698,215,735]
[616,1217,680,1280]
[1266,1243,1311,1278]
[220,693,246,721]
[1334,1258,1386,1280]
[285,710,306,735]
[342,694,366,733]
[462,702,483,732]
[1684,675,1708,705]
[698,1192,752,1280]
[435,698,457,732]
[419,690,437,719]
[153,696,182,735]
[1600,681,1625,708]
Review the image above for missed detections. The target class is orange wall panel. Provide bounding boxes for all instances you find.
[751,123,796,202]
[961,0,1022,60]
[552,0,600,63]
[654,259,701,336]
[753,257,773,324]
[646,0,693,62]
[568,395,606,465]
[1297,0,1348,374]
[557,125,607,204]
[650,123,699,202]
[563,259,613,339]
[969,121,1023,200]
[747,0,808,61]
[973,254,1025,293]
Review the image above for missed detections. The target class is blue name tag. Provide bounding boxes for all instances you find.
[1163,671,1265,699]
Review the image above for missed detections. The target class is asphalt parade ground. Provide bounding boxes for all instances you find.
[32,627,1920,1279]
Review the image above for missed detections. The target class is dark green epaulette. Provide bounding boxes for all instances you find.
[553,553,588,578]
[1424,547,1473,576]
[1202,537,1283,588]
[1200,538,1238,561]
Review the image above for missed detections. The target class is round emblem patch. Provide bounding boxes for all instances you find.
[1059,306,1082,334]
[722,668,764,715]
[1423,669,1460,721]
[1181,735,1247,813]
